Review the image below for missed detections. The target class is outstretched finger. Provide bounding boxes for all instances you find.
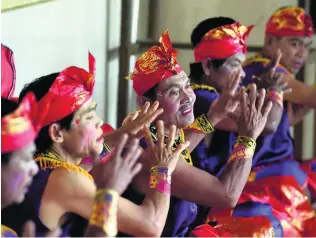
[256,88,266,113]
[140,101,151,116]
[269,49,282,78]
[174,141,190,157]
[167,125,177,151]
[124,138,140,161]
[142,108,164,126]
[22,220,36,237]
[147,101,160,115]
[261,101,273,119]
[126,146,143,169]
[115,134,129,158]
[142,126,155,150]
[248,84,257,110]
[229,70,242,94]
[239,86,248,116]
[157,120,165,152]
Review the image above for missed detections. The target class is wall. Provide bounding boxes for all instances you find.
[1,0,108,119]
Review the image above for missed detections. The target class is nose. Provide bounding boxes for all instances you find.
[180,89,192,104]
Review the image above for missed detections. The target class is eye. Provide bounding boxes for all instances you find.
[170,90,180,96]
[290,41,299,47]
[86,116,94,120]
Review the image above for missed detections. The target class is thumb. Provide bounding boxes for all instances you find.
[22,220,36,237]
[227,112,239,122]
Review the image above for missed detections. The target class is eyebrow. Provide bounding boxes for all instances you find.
[164,78,191,91]
[81,103,97,115]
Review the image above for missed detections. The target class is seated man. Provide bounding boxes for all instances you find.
[121,30,273,237]
[188,11,315,237]
[1,53,184,237]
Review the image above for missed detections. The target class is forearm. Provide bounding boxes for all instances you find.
[117,167,171,237]
[282,76,316,108]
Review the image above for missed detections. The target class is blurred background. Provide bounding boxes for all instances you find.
[1,0,316,158]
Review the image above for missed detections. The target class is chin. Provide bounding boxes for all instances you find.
[15,193,26,204]
[180,114,195,128]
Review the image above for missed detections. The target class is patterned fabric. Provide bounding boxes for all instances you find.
[265,6,314,37]
[127,30,183,96]
[194,22,254,62]
[1,225,18,237]
[1,44,16,99]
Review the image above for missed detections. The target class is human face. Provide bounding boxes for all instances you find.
[155,71,196,129]
[1,142,38,208]
[208,52,246,92]
[62,99,104,159]
[273,36,312,75]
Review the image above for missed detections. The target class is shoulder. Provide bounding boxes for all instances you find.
[45,167,96,200]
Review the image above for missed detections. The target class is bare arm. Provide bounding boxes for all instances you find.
[282,74,316,108]
[287,102,312,126]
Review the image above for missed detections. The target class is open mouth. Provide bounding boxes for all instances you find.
[180,106,193,117]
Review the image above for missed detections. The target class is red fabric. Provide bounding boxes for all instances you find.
[194,22,254,62]
[1,44,16,99]
[208,174,316,237]
[37,52,96,127]
[265,6,314,37]
[299,158,316,198]
[1,93,41,153]
[128,30,183,96]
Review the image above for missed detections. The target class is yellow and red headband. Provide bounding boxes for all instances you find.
[265,6,314,37]
[127,30,183,96]
[37,52,96,127]
[194,22,254,62]
[1,44,16,99]
[1,93,41,153]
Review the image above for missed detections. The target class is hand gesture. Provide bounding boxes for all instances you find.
[22,220,61,237]
[229,84,273,140]
[91,134,142,195]
[252,49,291,94]
[141,120,190,173]
[207,70,242,125]
[119,101,163,139]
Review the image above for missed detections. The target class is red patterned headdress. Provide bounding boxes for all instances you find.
[265,6,314,37]
[37,52,96,127]
[2,93,41,153]
[1,44,16,99]
[127,30,183,96]
[194,22,254,62]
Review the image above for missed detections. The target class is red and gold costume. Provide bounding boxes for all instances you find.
[189,14,316,237]
[127,30,183,96]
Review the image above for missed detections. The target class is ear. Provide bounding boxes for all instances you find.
[137,96,152,108]
[48,123,65,143]
[201,59,213,76]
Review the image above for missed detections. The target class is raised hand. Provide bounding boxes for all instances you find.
[229,84,273,140]
[207,70,242,125]
[22,220,61,237]
[91,134,142,195]
[252,49,291,94]
[141,120,190,172]
[120,101,164,139]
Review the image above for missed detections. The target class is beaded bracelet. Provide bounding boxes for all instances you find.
[227,136,256,164]
[186,114,215,134]
[149,166,171,194]
[89,189,118,237]
[266,88,283,108]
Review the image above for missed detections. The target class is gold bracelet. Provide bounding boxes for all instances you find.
[186,114,215,134]
[89,189,118,237]
[103,141,111,153]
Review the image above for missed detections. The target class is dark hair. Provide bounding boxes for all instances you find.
[190,17,236,80]
[1,98,19,164]
[19,73,74,151]
[143,84,158,101]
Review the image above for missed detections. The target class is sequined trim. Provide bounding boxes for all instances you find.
[149,125,193,165]
[1,225,18,237]
[190,83,217,92]
[34,151,93,180]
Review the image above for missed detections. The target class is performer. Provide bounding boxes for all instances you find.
[1,53,184,237]
[1,44,16,100]
[1,94,40,237]
[188,12,316,237]
[121,30,272,237]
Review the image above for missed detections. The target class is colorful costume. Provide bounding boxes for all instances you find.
[1,53,108,237]
[1,93,44,237]
[1,44,16,99]
[189,8,316,237]
[121,30,198,237]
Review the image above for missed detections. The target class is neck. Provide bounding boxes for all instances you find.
[49,145,82,165]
